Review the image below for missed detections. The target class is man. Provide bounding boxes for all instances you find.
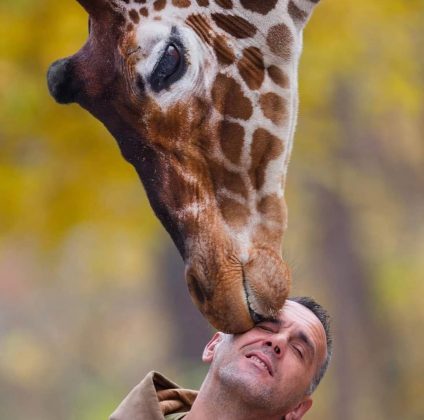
[110,297,332,420]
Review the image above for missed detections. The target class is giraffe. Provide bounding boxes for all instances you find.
[47,0,320,333]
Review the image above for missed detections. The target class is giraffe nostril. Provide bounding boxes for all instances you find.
[47,58,79,104]
[187,274,205,305]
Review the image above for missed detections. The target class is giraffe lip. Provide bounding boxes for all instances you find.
[248,304,268,324]
[242,274,269,324]
[243,283,277,325]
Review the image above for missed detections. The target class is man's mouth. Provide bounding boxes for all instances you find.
[246,352,273,376]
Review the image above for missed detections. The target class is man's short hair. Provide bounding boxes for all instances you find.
[288,296,333,395]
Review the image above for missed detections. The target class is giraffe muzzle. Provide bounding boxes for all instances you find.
[185,247,291,333]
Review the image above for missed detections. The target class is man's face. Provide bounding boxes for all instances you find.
[203,300,327,418]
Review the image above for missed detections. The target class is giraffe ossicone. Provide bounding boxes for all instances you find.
[47,0,320,333]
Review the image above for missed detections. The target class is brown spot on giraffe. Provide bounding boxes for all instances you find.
[255,223,283,249]
[129,9,140,24]
[213,34,236,65]
[208,160,248,199]
[212,74,253,120]
[186,14,213,45]
[218,120,244,165]
[240,0,278,15]
[215,0,233,9]
[238,46,265,90]
[267,65,289,88]
[260,92,287,125]
[249,128,284,190]
[219,197,250,229]
[257,194,285,226]
[288,0,308,23]
[172,0,191,7]
[196,0,209,6]
[254,195,288,251]
[212,13,257,39]
[267,23,293,60]
[154,0,167,11]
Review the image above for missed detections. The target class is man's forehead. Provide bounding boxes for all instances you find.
[279,301,320,327]
[278,301,327,352]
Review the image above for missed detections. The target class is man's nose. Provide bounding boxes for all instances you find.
[264,339,284,357]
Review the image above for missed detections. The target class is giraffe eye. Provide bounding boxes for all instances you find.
[149,42,185,92]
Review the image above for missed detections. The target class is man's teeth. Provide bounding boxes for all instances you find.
[251,356,268,371]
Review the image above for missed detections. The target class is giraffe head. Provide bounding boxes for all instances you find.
[47,0,320,333]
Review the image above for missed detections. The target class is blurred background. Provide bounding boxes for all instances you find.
[1,0,423,419]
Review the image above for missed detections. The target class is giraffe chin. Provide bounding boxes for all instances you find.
[185,248,291,334]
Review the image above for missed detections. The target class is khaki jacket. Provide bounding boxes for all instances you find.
[110,371,198,420]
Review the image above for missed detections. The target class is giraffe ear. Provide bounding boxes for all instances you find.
[288,0,321,29]
[76,0,113,19]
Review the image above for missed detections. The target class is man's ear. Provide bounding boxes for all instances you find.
[285,398,313,420]
[202,332,224,364]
